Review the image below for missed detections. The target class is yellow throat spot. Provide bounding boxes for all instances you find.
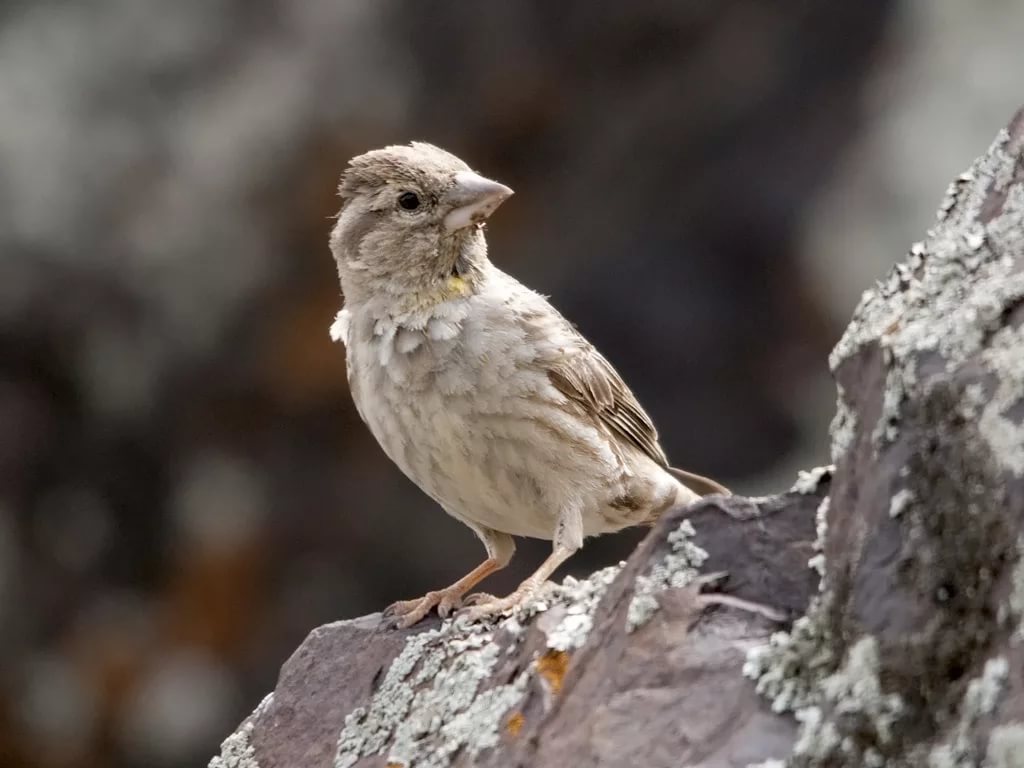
[446,275,469,295]
[409,275,471,311]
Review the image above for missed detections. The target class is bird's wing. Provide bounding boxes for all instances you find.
[547,342,670,469]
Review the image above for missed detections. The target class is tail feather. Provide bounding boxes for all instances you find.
[668,466,732,498]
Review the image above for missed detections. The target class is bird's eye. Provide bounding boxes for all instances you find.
[398,192,421,211]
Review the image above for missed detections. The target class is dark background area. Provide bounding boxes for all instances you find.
[0,2,1020,766]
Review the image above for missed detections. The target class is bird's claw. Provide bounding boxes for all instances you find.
[461,591,498,607]
[456,584,539,624]
[383,587,466,629]
[457,597,518,624]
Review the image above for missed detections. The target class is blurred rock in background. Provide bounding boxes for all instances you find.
[0,1,1020,766]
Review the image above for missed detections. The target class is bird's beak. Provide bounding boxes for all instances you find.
[443,171,514,233]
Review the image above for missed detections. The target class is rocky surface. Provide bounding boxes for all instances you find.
[211,486,824,768]
[210,110,1024,768]
[749,107,1024,767]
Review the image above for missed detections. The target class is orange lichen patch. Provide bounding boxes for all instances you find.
[536,649,570,695]
[387,762,405,768]
[506,711,525,736]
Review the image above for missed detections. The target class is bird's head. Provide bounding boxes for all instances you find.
[330,142,513,308]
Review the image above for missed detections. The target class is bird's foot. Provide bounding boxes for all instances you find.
[461,591,498,606]
[457,581,542,625]
[383,586,465,629]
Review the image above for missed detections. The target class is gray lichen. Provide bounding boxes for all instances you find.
[889,488,915,518]
[807,496,829,580]
[745,487,835,717]
[790,465,835,495]
[747,117,1024,768]
[335,623,526,768]
[830,384,858,463]
[895,378,1011,714]
[1008,537,1024,636]
[961,657,1009,720]
[335,562,627,768]
[626,520,708,632]
[540,563,622,651]
[387,640,529,768]
[789,637,904,767]
[829,125,1024,454]
[984,725,1024,768]
[926,656,1009,768]
[209,721,259,768]
[743,596,836,715]
[977,323,1024,477]
[208,694,273,768]
[873,356,916,446]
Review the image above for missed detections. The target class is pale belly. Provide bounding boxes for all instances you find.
[354,370,636,540]
[343,296,677,540]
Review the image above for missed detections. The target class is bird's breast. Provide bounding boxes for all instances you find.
[342,298,643,538]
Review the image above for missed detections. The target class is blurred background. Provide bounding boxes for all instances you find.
[0,1,1021,766]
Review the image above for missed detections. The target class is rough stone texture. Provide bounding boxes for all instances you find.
[750,107,1024,767]
[210,109,1024,767]
[210,488,824,768]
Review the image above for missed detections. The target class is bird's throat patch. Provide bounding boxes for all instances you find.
[446,275,470,296]
[405,274,472,313]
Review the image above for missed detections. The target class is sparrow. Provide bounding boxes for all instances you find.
[329,142,729,628]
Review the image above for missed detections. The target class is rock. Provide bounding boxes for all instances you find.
[749,107,1024,766]
[210,108,1024,768]
[210,487,824,768]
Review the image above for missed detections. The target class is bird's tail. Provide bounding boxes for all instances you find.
[668,466,732,499]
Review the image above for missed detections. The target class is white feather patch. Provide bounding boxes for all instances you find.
[329,309,350,345]
[427,318,460,341]
[395,328,424,354]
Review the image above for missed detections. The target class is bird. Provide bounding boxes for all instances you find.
[328,142,729,628]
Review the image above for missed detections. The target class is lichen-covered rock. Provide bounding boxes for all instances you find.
[209,489,823,768]
[210,107,1024,768]
[748,107,1024,766]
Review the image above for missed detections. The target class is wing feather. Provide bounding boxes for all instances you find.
[501,275,728,494]
[547,344,669,468]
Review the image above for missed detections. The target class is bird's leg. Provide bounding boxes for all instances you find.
[460,546,576,622]
[461,503,582,623]
[383,529,514,629]
[384,559,501,628]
